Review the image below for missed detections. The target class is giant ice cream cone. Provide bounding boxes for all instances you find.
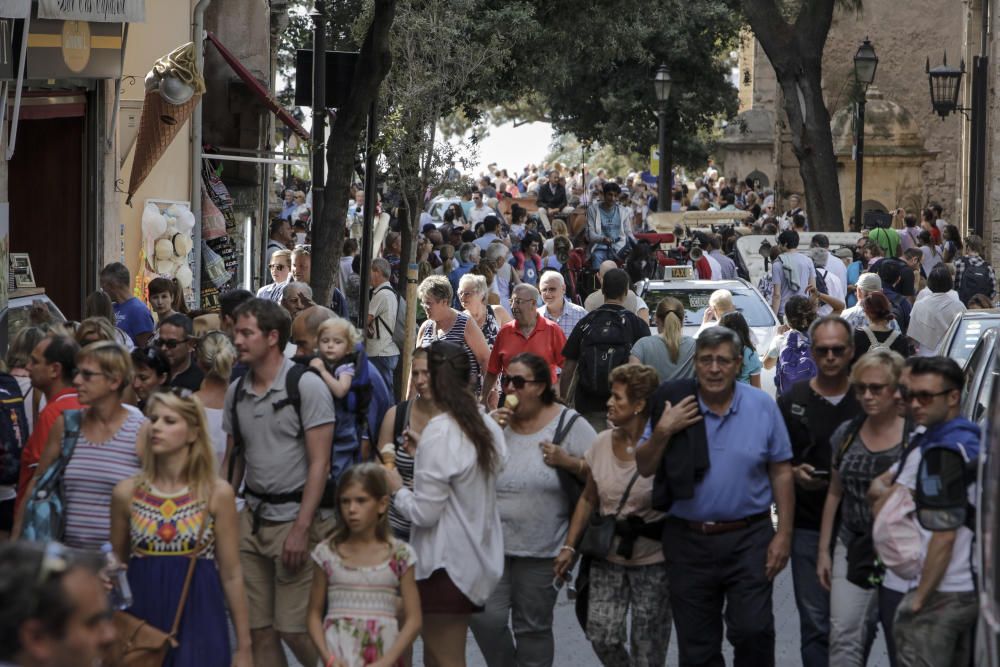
[125,42,206,206]
[126,92,200,205]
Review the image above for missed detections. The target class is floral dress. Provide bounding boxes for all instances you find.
[311,538,416,667]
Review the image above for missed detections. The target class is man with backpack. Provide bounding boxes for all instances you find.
[869,357,980,667]
[771,230,815,319]
[366,258,401,394]
[561,268,650,431]
[877,260,913,335]
[222,298,335,667]
[777,317,860,667]
[953,234,997,306]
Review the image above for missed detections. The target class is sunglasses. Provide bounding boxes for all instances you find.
[155,338,189,349]
[502,375,543,389]
[269,263,287,270]
[813,345,849,358]
[853,382,890,396]
[74,368,107,381]
[899,386,955,406]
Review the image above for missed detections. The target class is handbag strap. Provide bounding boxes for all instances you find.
[612,470,642,518]
[552,408,581,447]
[61,409,82,459]
[167,493,212,639]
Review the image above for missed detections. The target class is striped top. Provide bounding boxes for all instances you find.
[388,401,416,538]
[63,406,145,550]
[419,311,480,388]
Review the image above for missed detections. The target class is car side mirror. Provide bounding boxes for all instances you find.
[915,446,977,531]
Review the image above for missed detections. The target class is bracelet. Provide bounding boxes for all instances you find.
[559,545,576,554]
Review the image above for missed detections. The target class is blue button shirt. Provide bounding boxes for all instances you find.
[668,382,793,522]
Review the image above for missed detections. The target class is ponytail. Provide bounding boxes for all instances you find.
[655,297,684,363]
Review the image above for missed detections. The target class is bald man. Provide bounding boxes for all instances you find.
[290,305,336,358]
[583,259,649,321]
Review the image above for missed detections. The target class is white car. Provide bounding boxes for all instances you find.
[2,288,66,353]
[634,275,780,395]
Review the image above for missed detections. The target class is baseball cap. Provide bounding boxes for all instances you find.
[834,247,854,260]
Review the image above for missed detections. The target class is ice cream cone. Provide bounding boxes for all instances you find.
[126,91,201,205]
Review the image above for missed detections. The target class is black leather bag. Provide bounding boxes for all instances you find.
[578,470,640,558]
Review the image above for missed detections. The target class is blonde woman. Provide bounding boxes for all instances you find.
[628,297,696,381]
[111,391,252,667]
[458,273,511,351]
[194,331,237,467]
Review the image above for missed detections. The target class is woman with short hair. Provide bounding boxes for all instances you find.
[554,363,671,666]
[629,297,695,382]
[17,341,146,548]
[416,275,490,392]
[817,349,908,666]
[470,352,595,667]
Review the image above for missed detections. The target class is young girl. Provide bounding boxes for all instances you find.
[148,276,187,322]
[110,391,252,667]
[307,463,421,667]
[311,318,361,399]
[719,311,762,388]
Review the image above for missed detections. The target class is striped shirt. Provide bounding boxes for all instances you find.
[419,311,480,388]
[63,406,145,550]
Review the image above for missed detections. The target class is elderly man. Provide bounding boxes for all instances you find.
[487,241,514,313]
[481,283,566,404]
[637,326,795,666]
[584,259,649,320]
[448,242,481,306]
[367,257,400,392]
[538,271,587,339]
[697,289,736,335]
[290,305,336,358]
[281,281,314,319]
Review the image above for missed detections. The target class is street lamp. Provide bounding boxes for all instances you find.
[926,53,966,119]
[853,38,877,230]
[653,64,672,211]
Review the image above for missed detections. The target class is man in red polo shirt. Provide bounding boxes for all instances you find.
[14,335,81,518]
[481,284,566,405]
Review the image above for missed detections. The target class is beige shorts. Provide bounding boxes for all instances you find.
[239,509,335,633]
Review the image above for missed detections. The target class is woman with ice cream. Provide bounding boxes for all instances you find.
[470,352,596,666]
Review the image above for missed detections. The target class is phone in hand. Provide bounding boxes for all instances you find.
[811,469,830,480]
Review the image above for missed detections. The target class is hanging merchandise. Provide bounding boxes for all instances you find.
[201,190,227,240]
[202,240,231,289]
[126,43,207,205]
[138,200,197,308]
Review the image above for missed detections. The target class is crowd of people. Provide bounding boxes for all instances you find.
[0,158,990,667]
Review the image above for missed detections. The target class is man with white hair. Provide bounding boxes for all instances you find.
[697,289,736,335]
[486,241,514,313]
[538,271,587,338]
[584,259,649,321]
[448,242,481,306]
[840,273,898,331]
[808,247,845,317]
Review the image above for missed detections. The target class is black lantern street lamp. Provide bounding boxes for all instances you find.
[653,64,672,211]
[926,53,966,119]
[853,38,877,231]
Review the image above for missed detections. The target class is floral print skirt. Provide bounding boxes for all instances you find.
[324,615,401,667]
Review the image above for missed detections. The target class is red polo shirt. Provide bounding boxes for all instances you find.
[15,388,81,513]
[487,316,566,383]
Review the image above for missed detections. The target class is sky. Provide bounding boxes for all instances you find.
[465,121,554,177]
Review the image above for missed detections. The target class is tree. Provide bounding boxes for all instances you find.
[312,0,397,307]
[736,0,857,231]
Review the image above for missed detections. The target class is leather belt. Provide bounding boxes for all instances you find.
[674,511,771,536]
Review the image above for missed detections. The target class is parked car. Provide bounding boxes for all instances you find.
[1,287,67,354]
[734,232,861,288]
[425,196,463,227]
[940,309,1000,366]
[635,274,779,394]
[961,328,999,430]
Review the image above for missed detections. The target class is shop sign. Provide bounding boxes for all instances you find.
[26,17,122,79]
[38,0,144,23]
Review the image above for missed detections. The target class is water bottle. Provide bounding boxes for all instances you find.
[101,543,133,610]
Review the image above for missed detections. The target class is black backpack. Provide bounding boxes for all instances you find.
[577,307,633,397]
[958,260,993,306]
[814,267,830,295]
[886,292,911,334]
[0,373,27,486]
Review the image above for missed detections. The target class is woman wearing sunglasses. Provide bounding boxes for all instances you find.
[470,352,596,666]
[816,349,909,666]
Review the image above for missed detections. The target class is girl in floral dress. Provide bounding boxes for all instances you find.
[308,463,421,667]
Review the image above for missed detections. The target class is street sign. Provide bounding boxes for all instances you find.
[650,145,659,173]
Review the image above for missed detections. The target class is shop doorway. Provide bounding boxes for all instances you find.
[9,115,85,321]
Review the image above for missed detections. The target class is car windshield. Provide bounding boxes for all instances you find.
[948,316,1000,363]
[642,287,776,327]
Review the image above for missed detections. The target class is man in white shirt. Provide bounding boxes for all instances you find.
[468,192,492,226]
[808,248,846,317]
[908,265,966,356]
[538,271,587,339]
[367,258,400,393]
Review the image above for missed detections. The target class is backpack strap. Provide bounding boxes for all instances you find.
[883,328,901,347]
[832,415,866,470]
[862,326,879,347]
[227,373,248,485]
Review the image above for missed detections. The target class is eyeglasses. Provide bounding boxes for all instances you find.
[154,338,189,349]
[511,297,536,305]
[899,386,956,406]
[853,382,890,396]
[502,375,543,389]
[269,263,287,270]
[813,345,849,358]
[74,368,107,381]
[695,355,737,368]
[457,290,478,299]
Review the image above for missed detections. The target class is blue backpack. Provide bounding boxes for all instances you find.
[776,331,817,396]
[0,373,28,486]
[22,410,82,542]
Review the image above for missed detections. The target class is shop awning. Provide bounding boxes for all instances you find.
[206,31,309,141]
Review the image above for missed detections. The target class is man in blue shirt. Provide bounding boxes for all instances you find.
[448,242,480,307]
[99,262,154,348]
[637,326,795,666]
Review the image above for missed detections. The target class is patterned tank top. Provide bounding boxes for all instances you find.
[63,407,145,550]
[419,311,480,387]
[478,307,500,348]
[130,483,215,558]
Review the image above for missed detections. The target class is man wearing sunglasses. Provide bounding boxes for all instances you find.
[155,313,204,392]
[0,542,115,667]
[777,316,860,667]
[870,356,980,666]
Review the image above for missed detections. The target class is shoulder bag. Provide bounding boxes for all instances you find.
[552,408,584,512]
[578,469,641,559]
[107,498,211,667]
[22,409,82,542]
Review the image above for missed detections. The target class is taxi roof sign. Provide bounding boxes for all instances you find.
[663,265,694,280]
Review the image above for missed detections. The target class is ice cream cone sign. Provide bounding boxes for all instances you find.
[126,43,207,206]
